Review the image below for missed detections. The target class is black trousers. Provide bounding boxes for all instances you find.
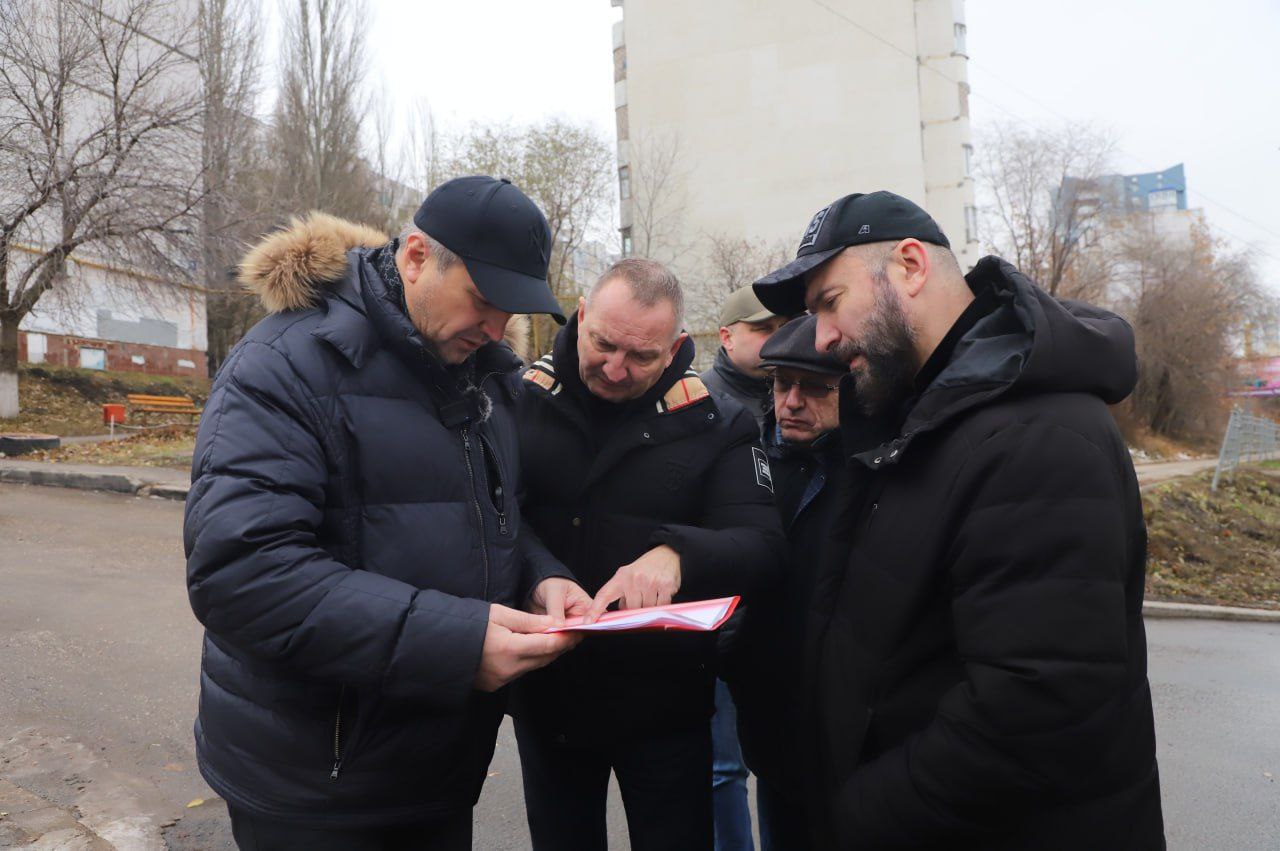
[227,805,472,851]
[514,717,714,851]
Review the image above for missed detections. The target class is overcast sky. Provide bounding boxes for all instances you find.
[263,0,1280,289]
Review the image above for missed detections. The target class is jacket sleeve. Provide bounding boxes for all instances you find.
[831,421,1138,846]
[650,408,786,600]
[184,341,490,708]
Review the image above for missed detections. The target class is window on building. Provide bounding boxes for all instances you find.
[131,355,146,365]
[621,227,633,257]
[177,359,196,370]
[1148,189,1178,211]
[619,165,632,201]
[79,347,106,370]
[954,23,968,55]
[614,45,627,83]
[958,82,970,118]
[964,205,979,244]
[25,332,46,364]
[962,143,974,177]
[615,105,629,142]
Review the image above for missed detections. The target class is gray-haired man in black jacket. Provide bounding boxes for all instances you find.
[511,258,785,851]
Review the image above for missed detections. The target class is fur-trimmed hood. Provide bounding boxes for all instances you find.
[238,211,532,360]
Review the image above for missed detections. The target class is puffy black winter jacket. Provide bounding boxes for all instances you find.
[184,215,566,826]
[806,257,1164,849]
[510,317,786,744]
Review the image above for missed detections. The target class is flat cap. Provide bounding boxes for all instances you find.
[759,315,848,375]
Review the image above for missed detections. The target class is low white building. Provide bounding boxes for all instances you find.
[5,0,207,381]
[17,246,208,376]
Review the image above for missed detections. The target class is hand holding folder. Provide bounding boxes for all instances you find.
[543,596,740,634]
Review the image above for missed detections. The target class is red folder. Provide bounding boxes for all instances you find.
[544,596,741,634]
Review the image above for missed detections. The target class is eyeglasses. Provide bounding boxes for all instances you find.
[769,375,839,399]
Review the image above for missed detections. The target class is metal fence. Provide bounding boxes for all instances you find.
[1211,407,1280,490]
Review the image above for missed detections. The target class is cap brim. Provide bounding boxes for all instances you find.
[752,246,845,315]
[463,257,567,324]
[740,308,778,323]
[761,357,847,375]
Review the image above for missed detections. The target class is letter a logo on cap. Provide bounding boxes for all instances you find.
[798,205,832,251]
[858,224,871,235]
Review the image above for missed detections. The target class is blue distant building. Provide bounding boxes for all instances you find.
[1061,163,1188,217]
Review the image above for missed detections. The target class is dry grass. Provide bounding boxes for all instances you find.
[1144,468,1280,609]
[3,364,209,437]
[25,426,195,470]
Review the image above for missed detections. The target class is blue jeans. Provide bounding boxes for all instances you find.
[711,679,754,851]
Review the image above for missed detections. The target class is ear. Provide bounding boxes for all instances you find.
[718,325,733,351]
[895,238,930,299]
[577,296,587,324]
[668,331,689,363]
[400,231,429,286]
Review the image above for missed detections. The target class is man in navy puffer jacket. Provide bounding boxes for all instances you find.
[184,178,588,850]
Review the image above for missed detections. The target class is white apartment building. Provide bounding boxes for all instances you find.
[612,0,979,331]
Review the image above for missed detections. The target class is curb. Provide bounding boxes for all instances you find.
[1143,600,1280,623]
[0,466,188,501]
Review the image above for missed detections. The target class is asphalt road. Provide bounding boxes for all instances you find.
[1,481,1276,849]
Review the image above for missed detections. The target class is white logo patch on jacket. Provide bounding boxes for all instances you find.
[752,446,773,492]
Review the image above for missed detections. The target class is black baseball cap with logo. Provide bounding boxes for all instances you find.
[414,175,567,324]
[753,190,950,316]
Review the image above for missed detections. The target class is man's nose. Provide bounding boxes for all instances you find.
[482,309,513,344]
[784,385,806,410]
[814,316,840,354]
[602,354,628,382]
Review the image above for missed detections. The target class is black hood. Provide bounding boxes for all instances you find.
[845,255,1137,468]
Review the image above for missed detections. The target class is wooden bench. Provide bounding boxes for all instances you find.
[126,393,201,423]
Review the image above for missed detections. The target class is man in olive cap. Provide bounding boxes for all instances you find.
[702,287,790,433]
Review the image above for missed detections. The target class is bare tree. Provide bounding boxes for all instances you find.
[1115,220,1264,439]
[442,118,615,353]
[0,0,204,417]
[625,130,690,265]
[976,121,1116,298]
[400,99,446,199]
[692,233,792,330]
[199,0,267,375]
[268,0,380,227]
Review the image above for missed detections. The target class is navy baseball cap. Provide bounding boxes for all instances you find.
[415,176,566,324]
[753,191,950,316]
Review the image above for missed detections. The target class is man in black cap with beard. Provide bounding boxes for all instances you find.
[751,191,1164,849]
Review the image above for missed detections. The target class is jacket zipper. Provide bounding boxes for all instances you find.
[330,685,345,780]
[479,434,509,537]
[461,426,491,599]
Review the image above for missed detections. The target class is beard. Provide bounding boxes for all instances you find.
[832,272,919,417]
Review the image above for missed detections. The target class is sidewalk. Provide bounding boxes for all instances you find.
[1133,457,1218,488]
[0,458,189,500]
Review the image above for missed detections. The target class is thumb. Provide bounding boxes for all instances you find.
[491,604,555,634]
[545,582,567,625]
